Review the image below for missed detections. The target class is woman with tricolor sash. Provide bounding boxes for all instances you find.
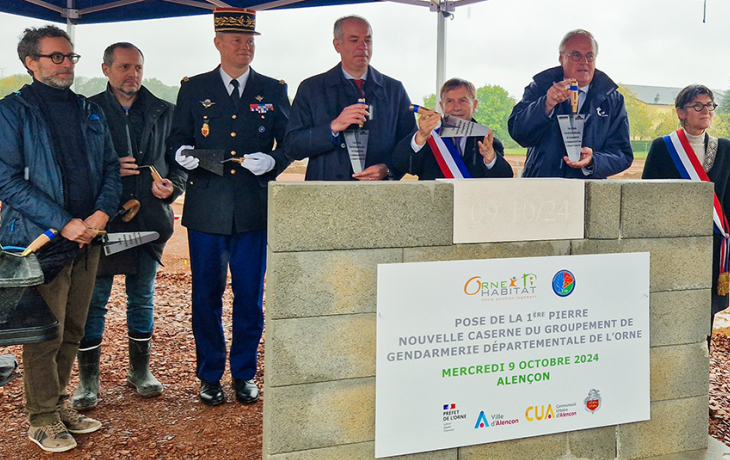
[643,84,730,345]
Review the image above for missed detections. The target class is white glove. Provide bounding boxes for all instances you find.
[175,145,199,170]
[242,152,275,176]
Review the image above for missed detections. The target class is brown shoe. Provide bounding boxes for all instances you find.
[28,421,77,452]
[59,405,102,434]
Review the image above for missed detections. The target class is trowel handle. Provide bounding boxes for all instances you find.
[148,165,164,185]
[410,104,436,115]
[22,229,58,256]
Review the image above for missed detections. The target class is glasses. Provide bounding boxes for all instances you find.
[563,51,595,62]
[685,102,717,112]
[34,53,81,64]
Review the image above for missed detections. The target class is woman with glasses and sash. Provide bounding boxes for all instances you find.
[642,84,730,347]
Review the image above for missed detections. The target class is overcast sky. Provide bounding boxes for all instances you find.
[0,0,726,104]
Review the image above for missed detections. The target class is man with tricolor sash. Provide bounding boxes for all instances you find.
[392,78,513,180]
[643,84,730,346]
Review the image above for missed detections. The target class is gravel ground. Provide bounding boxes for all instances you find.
[0,271,265,460]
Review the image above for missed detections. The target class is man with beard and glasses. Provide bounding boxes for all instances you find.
[0,25,121,452]
[70,43,186,411]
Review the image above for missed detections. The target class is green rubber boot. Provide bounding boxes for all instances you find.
[70,345,100,411]
[127,338,163,397]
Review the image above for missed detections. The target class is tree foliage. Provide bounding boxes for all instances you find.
[143,78,179,104]
[653,110,679,139]
[0,74,32,98]
[710,113,730,139]
[719,85,730,115]
[618,85,653,141]
[421,84,518,148]
[74,76,108,97]
[0,74,180,105]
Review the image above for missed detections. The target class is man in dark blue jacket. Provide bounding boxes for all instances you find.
[508,29,632,179]
[0,25,121,452]
[285,15,416,181]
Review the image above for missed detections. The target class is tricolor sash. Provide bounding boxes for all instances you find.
[426,131,472,179]
[663,129,730,295]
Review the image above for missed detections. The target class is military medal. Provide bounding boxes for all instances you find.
[250,103,274,113]
[202,122,210,137]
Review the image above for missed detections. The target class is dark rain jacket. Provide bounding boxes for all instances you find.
[0,84,121,249]
[508,66,632,179]
[285,63,416,180]
[90,85,185,270]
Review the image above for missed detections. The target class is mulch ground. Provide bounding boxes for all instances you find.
[0,270,265,460]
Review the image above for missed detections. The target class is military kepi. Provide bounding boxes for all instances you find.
[214,8,260,35]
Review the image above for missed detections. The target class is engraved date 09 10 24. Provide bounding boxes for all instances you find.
[470,200,570,224]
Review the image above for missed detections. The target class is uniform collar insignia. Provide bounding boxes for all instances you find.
[201,99,215,108]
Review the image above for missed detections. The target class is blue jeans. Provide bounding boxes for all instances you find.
[188,229,266,383]
[81,249,159,348]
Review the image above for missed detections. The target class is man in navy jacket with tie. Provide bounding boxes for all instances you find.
[167,8,290,406]
[285,15,416,181]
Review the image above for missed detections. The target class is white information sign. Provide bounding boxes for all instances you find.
[375,253,650,458]
[450,179,585,244]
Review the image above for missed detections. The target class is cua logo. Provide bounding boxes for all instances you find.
[525,405,555,421]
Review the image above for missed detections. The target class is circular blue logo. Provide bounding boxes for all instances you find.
[552,270,575,297]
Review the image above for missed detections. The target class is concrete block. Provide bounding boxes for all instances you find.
[265,442,456,460]
[621,181,713,239]
[267,314,375,386]
[263,377,375,454]
[268,181,453,252]
[650,290,712,347]
[571,237,713,292]
[458,432,567,460]
[616,396,709,459]
[267,248,402,319]
[404,240,571,263]
[647,436,730,459]
[585,180,621,239]
[567,426,617,460]
[650,343,709,401]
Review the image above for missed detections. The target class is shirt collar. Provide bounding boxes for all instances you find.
[342,67,368,81]
[219,67,251,95]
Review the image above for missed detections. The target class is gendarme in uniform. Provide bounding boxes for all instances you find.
[166,8,290,406]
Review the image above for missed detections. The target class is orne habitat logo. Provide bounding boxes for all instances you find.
[464,273,537,301]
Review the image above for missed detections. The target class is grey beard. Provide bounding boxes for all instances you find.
[119,87,138,97]
[41,75,73,90]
